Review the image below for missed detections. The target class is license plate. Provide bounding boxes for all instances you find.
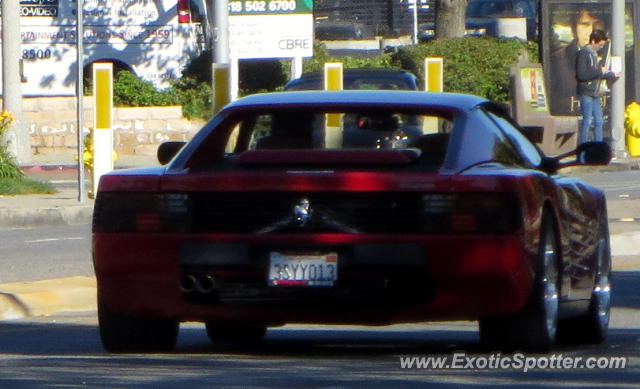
[268,252,338,287]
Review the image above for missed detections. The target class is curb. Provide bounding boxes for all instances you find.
[610,232,640,257]
[0,276,96,320]
[0,205,94,229]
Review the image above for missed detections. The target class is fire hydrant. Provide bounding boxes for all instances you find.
[625,102,640,157]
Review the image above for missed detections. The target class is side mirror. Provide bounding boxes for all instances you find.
[576,141,612,165]
[157,141,186,165]
[521,125,544,144]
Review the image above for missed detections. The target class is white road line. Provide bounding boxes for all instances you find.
[24,237,85,243]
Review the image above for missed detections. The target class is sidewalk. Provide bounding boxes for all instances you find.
[0,153,159,229]
[0,152,639,320]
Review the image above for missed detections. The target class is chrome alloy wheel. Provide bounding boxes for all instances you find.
[593,238,612,331]
[541,228,560,340]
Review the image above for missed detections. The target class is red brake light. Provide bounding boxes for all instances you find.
[178,0,191,23]
[136,213,162,232]
[93,193,190,233]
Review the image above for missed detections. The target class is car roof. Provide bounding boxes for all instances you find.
[223,90,488,114]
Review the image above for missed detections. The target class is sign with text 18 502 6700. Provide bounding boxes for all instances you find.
[229,0,313,59]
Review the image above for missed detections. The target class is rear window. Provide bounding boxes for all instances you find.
[220,108,453,168]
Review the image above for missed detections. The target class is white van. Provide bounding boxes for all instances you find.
[2,0,207,96]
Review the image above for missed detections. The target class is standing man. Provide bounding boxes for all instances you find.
[575,29,618,144]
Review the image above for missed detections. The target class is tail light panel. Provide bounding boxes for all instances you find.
[93,193,190,233]
[421,193,521,234]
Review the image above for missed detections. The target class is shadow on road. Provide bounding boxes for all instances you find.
[611,271,640,309]
[0,271,639,388]
[0,272,637,355]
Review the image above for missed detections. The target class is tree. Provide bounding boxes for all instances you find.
[435,0,467,39]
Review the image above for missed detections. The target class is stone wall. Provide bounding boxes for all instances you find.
[23,97,205,156]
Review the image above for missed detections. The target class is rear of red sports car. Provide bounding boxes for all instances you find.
[93,91,610,352]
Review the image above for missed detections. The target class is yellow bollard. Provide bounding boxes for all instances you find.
[624,102,640,157]
[324,62,343,148]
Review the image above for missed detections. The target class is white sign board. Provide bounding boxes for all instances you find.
[229,0,313,59]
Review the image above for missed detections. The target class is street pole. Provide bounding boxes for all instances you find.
[213,0,229,64]
[412,0,418,45]
[209,0,231,114]
[76,0,86,203]
[2,0,31,165]
[611,0,626,157]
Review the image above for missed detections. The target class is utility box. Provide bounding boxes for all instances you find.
[510,53,578,156]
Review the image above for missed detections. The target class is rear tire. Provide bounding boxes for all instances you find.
[558,223,611,344]
[205,322,267,345]
[98,298,179,353]
[480,213,560,351]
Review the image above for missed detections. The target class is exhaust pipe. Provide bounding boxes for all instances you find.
[195,274,217,294]
[179,274,197,293]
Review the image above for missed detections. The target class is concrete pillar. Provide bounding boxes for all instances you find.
[2,0,31,164]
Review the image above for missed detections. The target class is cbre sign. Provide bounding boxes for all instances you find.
[229,0,313,59]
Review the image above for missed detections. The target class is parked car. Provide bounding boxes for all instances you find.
[93,90,612,352]
[420,0,539,42]
[315,23,365,40]
[284,68,420,91]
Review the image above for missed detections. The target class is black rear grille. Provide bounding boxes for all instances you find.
[190,192,422,234]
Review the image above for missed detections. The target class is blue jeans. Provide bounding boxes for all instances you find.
[578,95,604,144]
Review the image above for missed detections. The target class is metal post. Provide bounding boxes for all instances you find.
[208,0,230,114]
[76,0,86,203]
[291,57,304,80]
[412,0,418,45]
[213,0,229,64]
[2,0,31,164]
[611,0,626,157]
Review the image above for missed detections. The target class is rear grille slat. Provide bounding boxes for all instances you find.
[190,192,422,234]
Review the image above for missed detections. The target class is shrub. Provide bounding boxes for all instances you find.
[182,50,288,96]
[110,38,538,119]
[170,77,213,120]
[111,70,212,120]
[391,37,538,103]
[113,71,176,106]
[239,59,288,95]
[301,42,398,74]
[0,111,24,180]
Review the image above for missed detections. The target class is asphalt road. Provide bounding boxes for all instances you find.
[0,170,639,387]
[569,169,640,199]
[0,223,92,283]
[0,270,638,389]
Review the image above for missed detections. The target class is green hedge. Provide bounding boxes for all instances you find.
[392,37,538,103]
[110,37,538,119]
[112,71,212,120]
[300,42,398,74]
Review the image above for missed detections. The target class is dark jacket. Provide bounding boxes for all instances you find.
[575,45,614,97]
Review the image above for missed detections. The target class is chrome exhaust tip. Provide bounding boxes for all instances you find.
[179,274,197,293]
[195,274,217,294]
